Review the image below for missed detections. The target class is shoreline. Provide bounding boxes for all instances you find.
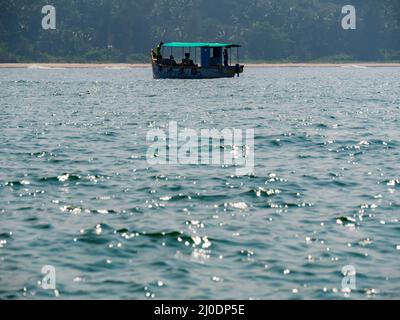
[1,62,400,69]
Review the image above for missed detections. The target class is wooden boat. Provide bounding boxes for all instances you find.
[151,42,244,79]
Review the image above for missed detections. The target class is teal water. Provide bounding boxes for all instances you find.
[0,67,399,299]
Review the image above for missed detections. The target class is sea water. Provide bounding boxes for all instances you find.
[0,67,399,299]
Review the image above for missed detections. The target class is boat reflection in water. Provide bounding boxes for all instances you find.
[151,42,244,79]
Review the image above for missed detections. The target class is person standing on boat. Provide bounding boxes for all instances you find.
[223,49,229,67]
[156,42,164,62]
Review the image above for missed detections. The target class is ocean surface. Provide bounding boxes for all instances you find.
[0,66,399,300]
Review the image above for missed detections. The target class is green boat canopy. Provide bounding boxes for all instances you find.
[162,42,241,48]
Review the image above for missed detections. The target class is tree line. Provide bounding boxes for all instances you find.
[0,0,399,62]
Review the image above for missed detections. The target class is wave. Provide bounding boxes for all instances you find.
[104,66,132,70]
[27,64,66,70]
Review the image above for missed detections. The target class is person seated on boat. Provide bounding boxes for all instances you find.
[182,53,194,66]
[182,53,190,66]
[169,55,177,66]
[223,49,229,67]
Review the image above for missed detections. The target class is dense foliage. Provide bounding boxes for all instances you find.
[1,0,399,62]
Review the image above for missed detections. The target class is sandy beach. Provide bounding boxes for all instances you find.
[246,62,400,68]
[1,62,400,69]
[0,63,150,69]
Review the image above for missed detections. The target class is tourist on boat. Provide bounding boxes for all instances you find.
[155,42,164,61]
[224,49,229,67]
[169,55,177,66]
[182,53,194,66]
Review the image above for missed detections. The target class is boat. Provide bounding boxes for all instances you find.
[151,42,244,79]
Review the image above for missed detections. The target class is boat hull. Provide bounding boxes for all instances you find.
[152,63,244,79]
